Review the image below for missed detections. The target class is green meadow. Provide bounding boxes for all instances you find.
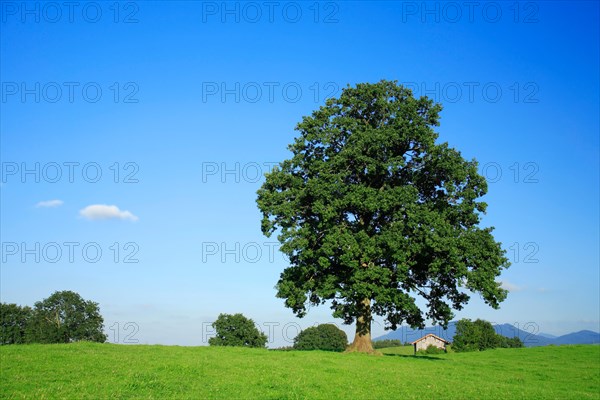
[1,343,598,399]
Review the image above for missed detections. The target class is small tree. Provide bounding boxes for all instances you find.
[473,319,500,350]
[208,313,267,348]
[0,303,32,345]
[25,290,106,343]
[453,318,520,352]
[294,324,348,352]
[452,319,481,352]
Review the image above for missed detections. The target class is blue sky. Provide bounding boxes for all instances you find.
[1,1,598,347]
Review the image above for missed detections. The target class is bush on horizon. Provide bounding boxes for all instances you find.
[293,324,348,352]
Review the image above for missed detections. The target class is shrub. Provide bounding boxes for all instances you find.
[373,339,403,349]
[208,313,267,348]
[294,324,348,352]
[508,337,524,348]
[498,336,524,348]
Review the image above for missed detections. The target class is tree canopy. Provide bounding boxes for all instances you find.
[293,324,348,352]
[25,290,107,344]
[208,313,267,348]
[257,80,510,353]
[0,303,32,345]
[453,318,524,352]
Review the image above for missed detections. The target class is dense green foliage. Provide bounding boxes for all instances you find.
[257,80,510,350]
[453,318,523,352]
[497,335,524,349]
[1,343,598,399]
[372,339,404,349]
[25,291,107,344]
[208,313,267,348]
[1,291,106,345]
[0,303,32,344]
[293,324,348,352]
[453,319,493,351]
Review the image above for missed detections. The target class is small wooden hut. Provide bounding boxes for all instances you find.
[411,333,450,354]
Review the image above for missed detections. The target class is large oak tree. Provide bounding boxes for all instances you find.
[257,81,510,353]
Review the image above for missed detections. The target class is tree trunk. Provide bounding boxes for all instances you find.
[346,298,377,354]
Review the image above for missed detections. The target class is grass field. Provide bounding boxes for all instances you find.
[1,343,599,399]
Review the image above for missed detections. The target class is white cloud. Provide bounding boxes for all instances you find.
[79,204,138,222]
[500,281,524,292]
[36,199,64,208]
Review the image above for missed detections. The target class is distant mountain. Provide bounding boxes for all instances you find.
[492,324,553,347]
[552,330,600,345]
[373,322,600,347]
[538,333,558,339]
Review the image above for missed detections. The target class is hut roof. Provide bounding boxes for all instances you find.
[410,333,451,345]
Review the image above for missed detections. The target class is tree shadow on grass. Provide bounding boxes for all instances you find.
[382,354,445,361]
